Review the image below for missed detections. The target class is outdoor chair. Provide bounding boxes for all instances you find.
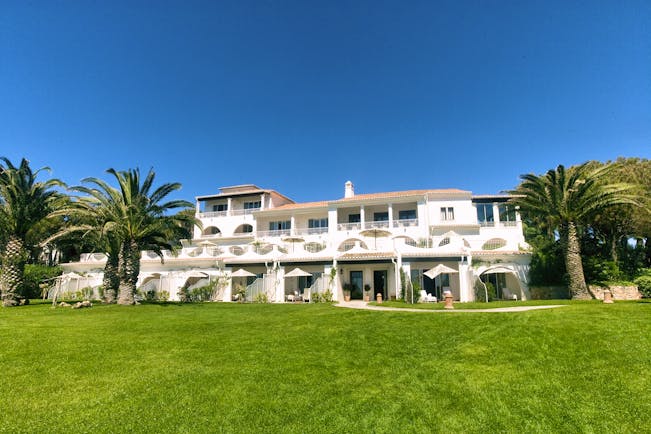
[302,289,311,303]
[502,288,518,300]
[419,290,437,303]
[286,293,295,302]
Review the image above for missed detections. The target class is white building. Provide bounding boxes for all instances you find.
[61,182,531,303]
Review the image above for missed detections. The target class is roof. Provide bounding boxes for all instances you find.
[268,201,329,211]
[332,188,470,203]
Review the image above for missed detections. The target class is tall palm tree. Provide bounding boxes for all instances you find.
[0,157,65,306]
[511,162,638,299]
[80,168,195,305]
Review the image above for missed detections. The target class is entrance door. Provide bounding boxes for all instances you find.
[350,271,363,300]
[373,270,387,299]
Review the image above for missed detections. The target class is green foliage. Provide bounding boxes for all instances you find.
[484,281,497,302]
[634,275,651,298]
[233,284,246,302]
[253,292,269,303]
[22,264,62,299]
[583,258,622,283]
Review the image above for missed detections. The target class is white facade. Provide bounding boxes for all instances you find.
[61,182,531,303]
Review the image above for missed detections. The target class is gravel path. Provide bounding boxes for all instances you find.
[336,300,565,313]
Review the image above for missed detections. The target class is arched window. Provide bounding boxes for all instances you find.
[482,238,507,250]
[234,224,253,235]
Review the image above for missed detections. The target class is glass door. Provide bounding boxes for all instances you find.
[350,271,363,300]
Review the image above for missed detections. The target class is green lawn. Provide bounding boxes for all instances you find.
[1,301,650,433]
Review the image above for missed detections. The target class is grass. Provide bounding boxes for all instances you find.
[1,301,651,433]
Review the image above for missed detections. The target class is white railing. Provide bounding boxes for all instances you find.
[479,221,518,228]
[337,222,362,231]
[366,220,390,229]
[294,227,329,236]
[201,233,222,238]
[197,211,228,218]
[256,229,291,238]
[393,218,418,228]
[231,208,259,216]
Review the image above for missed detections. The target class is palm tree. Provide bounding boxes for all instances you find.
[511,162,638,299]
[80,168,195,305]
[0,158,65,306]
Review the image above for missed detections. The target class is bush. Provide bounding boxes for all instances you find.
[634,275,651,298]
[253,292,269,303]
[23,264,62,299]
[584,258,622,283]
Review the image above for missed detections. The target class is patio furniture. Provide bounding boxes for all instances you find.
[302,288,311,303]
[419,290,437,303]
[502,288,518,300]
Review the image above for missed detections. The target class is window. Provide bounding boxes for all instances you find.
[498,205,516,223]
[269,221,291,231]
[213,203,228,212]
[374,212,388,221]
[440,207,454,221]
[398,210,416,220]
[244,201,261,210]
[348,214,361,223]
[476,204,494,224]
[308,218,328,228]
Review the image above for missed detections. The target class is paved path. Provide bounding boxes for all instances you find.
[336,300,565,313]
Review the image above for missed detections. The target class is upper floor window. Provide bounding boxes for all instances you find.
[308,218,328,228]
[476,204,494,224]
[348,214,361,223]
[440,207,454,221]
[498,205,516,223]
[213,203,228,212]
[398,210,416,220]
[374,212,389,221]
[269,220,291,230]
[244,201,261,210]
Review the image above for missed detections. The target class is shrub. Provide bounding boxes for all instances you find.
[634,275,651,298]
[322,289,333,302]
[23,264,62,299]
[254,292,269,303]
[485,281,497,301]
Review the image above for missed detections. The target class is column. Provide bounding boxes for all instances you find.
[360,205,366,229]
[227,198,232,216]
[290,215,296,236]
[388,203,394,227]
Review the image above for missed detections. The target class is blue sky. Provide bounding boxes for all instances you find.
[1,0,649,203]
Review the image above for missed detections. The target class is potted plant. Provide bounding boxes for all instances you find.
[363,284,371,302]
[343,283,352,302]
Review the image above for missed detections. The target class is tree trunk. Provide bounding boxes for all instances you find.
[563,222,592,299]
[102,253,119,304]
[1,235,26,307]
[117,239,140,305]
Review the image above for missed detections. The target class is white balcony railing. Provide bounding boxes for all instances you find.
[197,211,228,218]
[294,227,329,236]
[256,229,291,238]
[337,222,362,231]
[231,208,259,216]
[393,218,418,228]
[479,220,518,228]
[366,220,390,229]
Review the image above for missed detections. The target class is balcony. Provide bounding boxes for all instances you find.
[338,222,362,231]
[393,218,418,228]
[256,229,291,238]
[294,227,329,236]
[197,210,228,218]
[231,208,259,216]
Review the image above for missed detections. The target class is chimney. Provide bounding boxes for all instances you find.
[344,181,354,198]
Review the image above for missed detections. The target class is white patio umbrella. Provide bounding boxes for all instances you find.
[360,228,392,250]
[284,267,312,278]
[231,268,256,277]
[281,236,305,253]
[184,270,209,278]
[424,264,458,280]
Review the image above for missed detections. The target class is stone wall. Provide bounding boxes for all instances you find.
[589,285,641,301]
[529,286,570,300]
